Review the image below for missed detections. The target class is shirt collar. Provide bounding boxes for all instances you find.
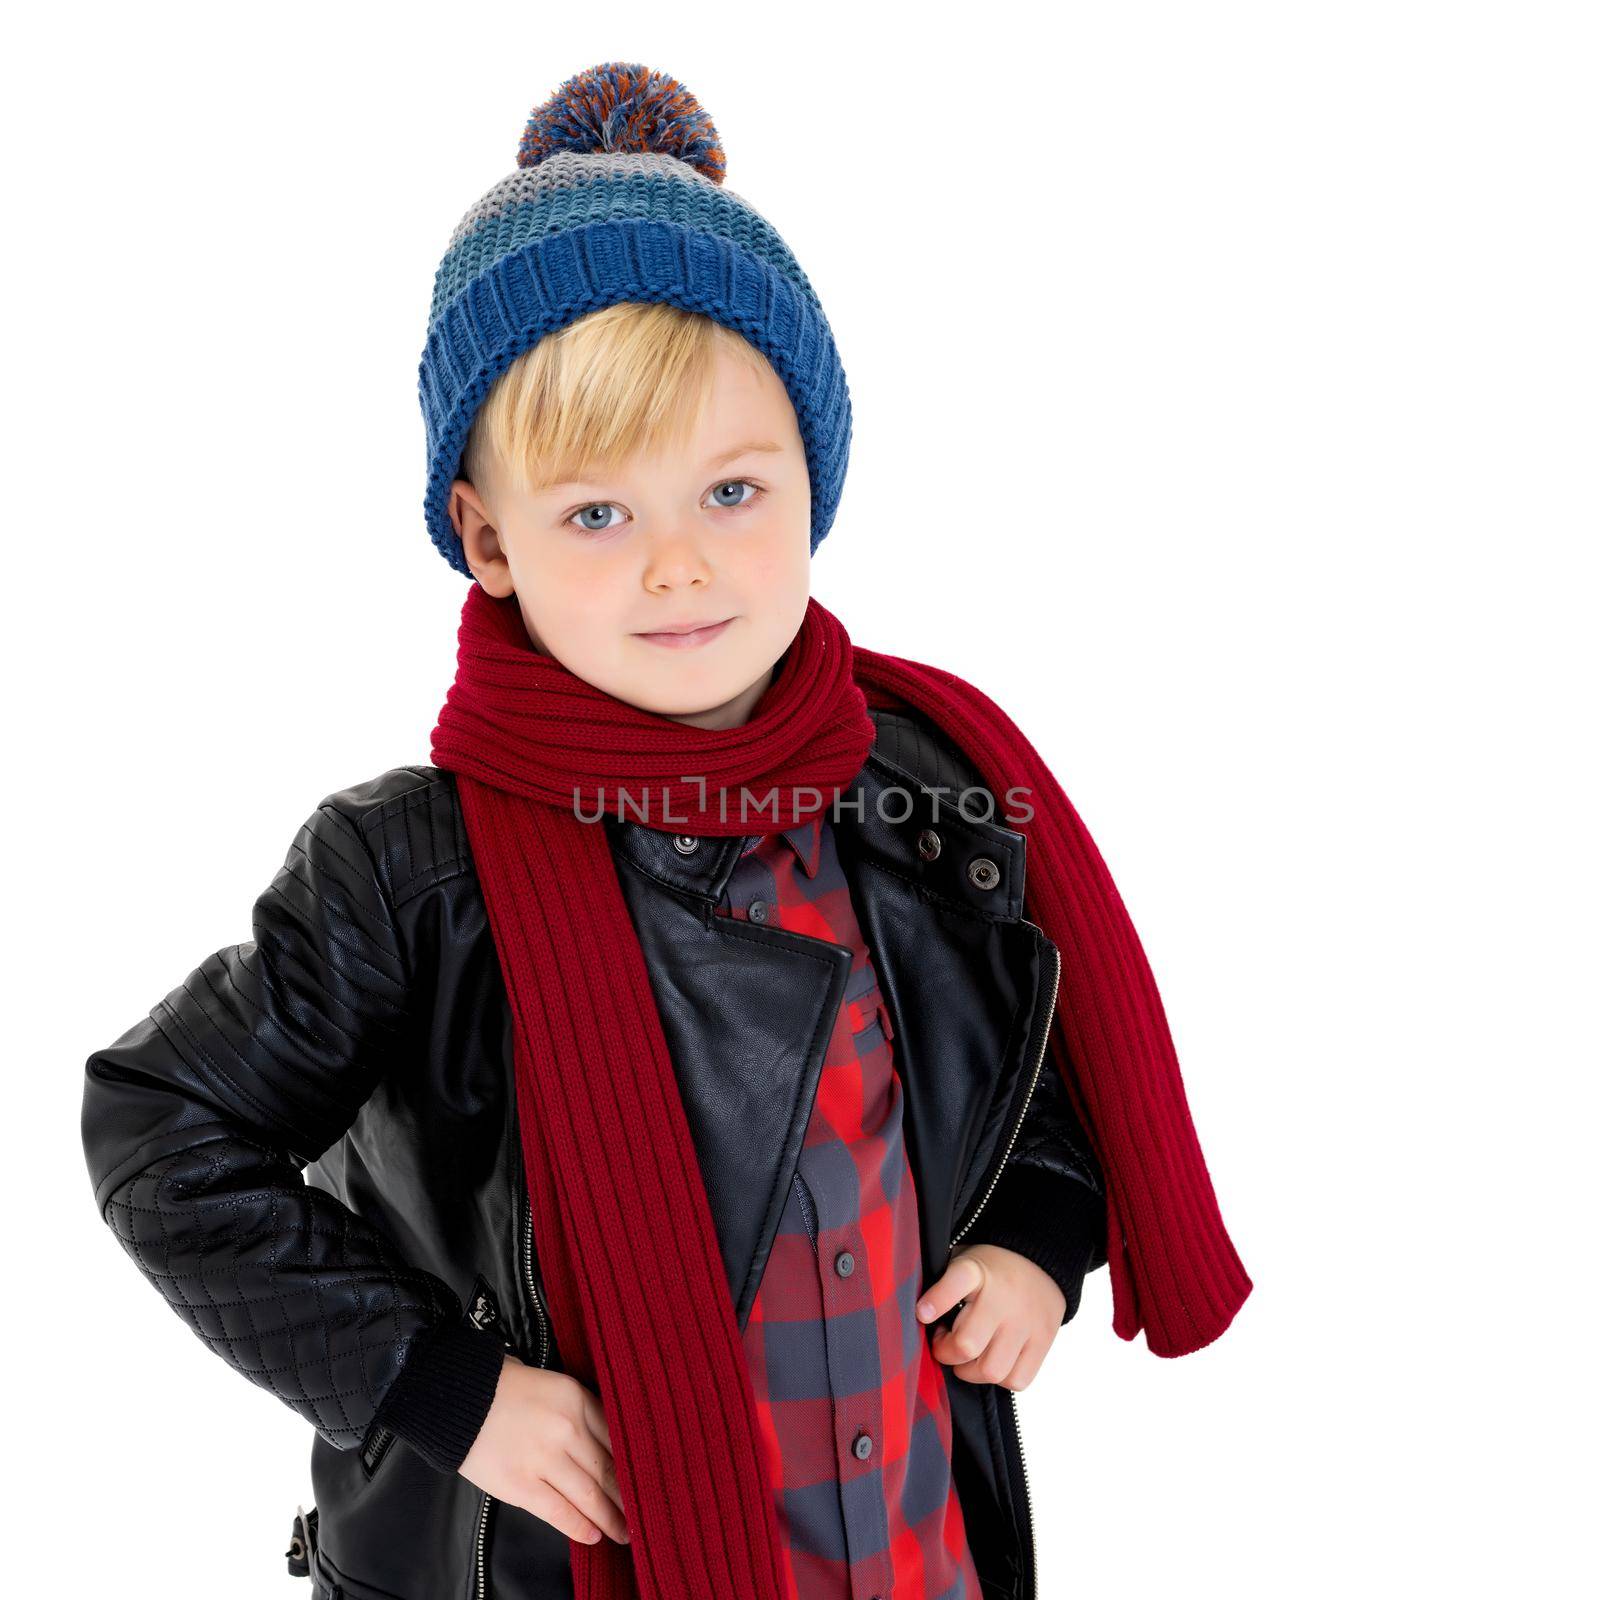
[739,812,825,879]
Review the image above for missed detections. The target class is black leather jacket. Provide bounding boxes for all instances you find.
[81,706,1107,1600]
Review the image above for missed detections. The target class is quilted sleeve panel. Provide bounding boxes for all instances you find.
[80,781,502,1458]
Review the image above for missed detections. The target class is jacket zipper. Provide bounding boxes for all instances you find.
[945,932,1059,1598]
[949,935,1061,1248]
[522,1193,550,1369]
[1003,1385,1036,1600]
[473,1192,553,1600]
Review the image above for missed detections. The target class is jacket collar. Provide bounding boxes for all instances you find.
[605,746,1027,923]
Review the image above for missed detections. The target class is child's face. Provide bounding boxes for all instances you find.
[450,342,814,730]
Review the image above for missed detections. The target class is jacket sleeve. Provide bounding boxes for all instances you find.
[960,1039,1109,1326]
[80,785,507,1474]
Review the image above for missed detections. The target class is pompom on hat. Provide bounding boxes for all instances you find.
[418,62,853,577]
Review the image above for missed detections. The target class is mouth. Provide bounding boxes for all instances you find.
[632,617,736,650]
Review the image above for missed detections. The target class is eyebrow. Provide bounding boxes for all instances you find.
[532,440,784,493]
[705,439,784,470]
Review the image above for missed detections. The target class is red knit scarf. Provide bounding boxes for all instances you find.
[429,582,1251,1599]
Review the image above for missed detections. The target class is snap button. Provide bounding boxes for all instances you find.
[672,835,699,855]
[834,1250,855,1277]
[748,899,769,923]
[917,827,942,861]
[967,856,1000,891]
[853,1430,873,1460]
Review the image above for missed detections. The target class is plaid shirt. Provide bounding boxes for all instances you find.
[714,814,982,1600]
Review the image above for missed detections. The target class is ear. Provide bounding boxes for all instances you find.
[450,478,513,597]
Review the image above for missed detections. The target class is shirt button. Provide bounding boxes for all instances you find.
[748,899,769,923]
[834,1250,855,1277]
[852,1430,872,1460]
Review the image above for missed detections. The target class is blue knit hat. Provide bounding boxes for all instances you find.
[418,61,853,578]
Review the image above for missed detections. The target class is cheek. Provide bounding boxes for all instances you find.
[518,535,626,604]
[737,523,812,596]
[510,548,626,654]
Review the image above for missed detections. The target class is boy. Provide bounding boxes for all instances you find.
[82,62,1250,1600]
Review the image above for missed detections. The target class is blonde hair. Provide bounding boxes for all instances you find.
[460,301,773,503]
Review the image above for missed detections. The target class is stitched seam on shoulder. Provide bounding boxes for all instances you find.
[313,805,405,967]
[391,853,472,908]
[362,781,473,906]
[364,778,450,829]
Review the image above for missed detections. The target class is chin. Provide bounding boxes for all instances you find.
[633,684,739,717]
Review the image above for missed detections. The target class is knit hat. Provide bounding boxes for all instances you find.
[418,61,853,578]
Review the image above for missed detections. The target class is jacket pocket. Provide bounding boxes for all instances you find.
[357,1271,509,1482]
[306,1421,486,1599]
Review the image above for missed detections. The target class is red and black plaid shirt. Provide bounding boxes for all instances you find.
[714,814,982,1600]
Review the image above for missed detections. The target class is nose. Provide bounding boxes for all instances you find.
[642,524,713,592]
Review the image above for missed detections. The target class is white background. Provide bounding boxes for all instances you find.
[8,3,1594,1595]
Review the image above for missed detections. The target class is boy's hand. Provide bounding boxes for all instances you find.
[916,1244,1066,1390]
[458,1354,631,1547]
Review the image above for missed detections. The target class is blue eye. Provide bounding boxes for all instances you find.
[566,481,763,536]
[708,479,763,510]
[568,502,626,535]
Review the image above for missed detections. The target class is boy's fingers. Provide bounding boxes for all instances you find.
[916,1251,986,1325]
[552,1449,630,1543]
[578,1393,624,1518]
[931,1294,1000,1368]
[582,1388,612,1454]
